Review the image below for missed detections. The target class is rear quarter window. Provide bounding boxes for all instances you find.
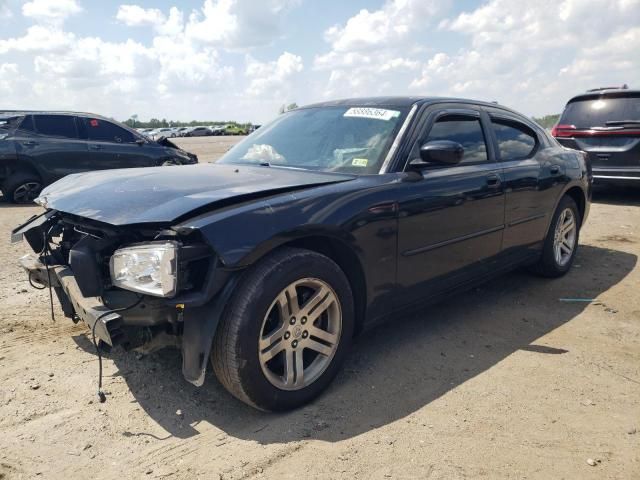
[84,118,135,143]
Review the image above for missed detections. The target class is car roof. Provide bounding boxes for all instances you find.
[567,88,640,103]
[301,96,526,117]
[0,110,116,120]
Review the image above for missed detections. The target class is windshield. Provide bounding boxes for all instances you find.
[560,96,640,128]
[218,106,408,174]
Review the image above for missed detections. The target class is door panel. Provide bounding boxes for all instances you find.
[13,115,89,182]
[487,112,560,254]
[82,117,153,169]
[395,108,505,308]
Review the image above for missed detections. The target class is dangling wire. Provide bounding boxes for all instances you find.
[41,228,55,322]
[91,294,143,403]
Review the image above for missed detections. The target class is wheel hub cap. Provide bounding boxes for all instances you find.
[553,207,577,266]
[258,278,342,391]
[13,182,42,203]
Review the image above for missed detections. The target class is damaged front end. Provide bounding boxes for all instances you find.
[12,210,238,387]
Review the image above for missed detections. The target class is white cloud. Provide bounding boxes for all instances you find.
[245,51,303,96]
[324,0,443,52]
[0,25,75,54]
[185,0,299,49]
[0,62,18,91]
[315,0,441,99]
[22,0,81,23]
[410,0,640,115]
[116,5,166,28]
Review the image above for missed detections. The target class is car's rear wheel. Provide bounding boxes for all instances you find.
[530,195,580,277]
[2,173,43,204]
[212,247,354,411]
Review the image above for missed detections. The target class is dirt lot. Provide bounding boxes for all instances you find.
[0,137,639,479]
[172,135,242,163]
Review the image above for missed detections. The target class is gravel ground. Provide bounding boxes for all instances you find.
[0,137,639,479]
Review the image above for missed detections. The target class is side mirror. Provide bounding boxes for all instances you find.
[418,140,464,166]
[136,138,146,146]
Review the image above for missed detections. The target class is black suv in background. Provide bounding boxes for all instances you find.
[0,112,198,203]
[552,86,640,185]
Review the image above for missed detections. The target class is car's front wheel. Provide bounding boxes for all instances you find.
[212,247,354,411]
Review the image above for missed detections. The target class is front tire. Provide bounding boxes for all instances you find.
[2,173,43,204]
[212,247,354,411]
[530,195,581,277]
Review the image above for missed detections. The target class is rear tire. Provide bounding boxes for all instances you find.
[2,173,43,204]
[212,247,354,411]
[530,195,581,277]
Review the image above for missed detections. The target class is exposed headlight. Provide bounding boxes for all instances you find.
[109,241,178,297]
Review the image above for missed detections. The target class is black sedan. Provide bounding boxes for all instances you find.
[13,97,591,411]
[0,111,198,203]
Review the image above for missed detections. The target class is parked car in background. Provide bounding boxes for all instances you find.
[152,127,177,139]
[552,85,640,185]
[0,111,198,203]
[209,126,226,136]
[13,97,591,410]
[176,127,191,137]
[185,126,212,137]
[223,124,247,135]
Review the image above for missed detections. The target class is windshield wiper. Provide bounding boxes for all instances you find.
[605,120,640,126]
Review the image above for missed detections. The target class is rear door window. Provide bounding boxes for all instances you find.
[560,96,640,128]
[491,119,537,160]
[34,115,79,139]
[84,118,136,143]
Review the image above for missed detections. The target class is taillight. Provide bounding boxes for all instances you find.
[551,124,577,137]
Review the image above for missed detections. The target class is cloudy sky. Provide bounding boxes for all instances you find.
[0,0,638,123]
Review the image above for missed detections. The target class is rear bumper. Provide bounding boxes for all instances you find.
[592,167,640,183]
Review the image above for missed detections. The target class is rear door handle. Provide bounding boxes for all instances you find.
[89,144,104,150]
[486,174,501,188]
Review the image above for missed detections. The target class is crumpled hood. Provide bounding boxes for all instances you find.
[37,164,354,225]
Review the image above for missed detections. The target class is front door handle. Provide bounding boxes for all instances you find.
[22,141,38,147]
[486,174,501,188]
[550,165,561,175]
[89,144,104,150]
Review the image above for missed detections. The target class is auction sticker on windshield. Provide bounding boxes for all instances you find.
[344,107,400,121]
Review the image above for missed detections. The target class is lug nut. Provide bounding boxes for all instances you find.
[292,340,298,348]
[302,331,308,338]
[284,331,291,339]
[289,317,296,325]
[301,316,307,324]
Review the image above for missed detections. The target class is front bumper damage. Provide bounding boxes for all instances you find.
[13,211,239,387]
[21,255,124,347]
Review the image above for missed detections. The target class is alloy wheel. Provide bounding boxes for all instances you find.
[258,278,342,391]
[553,207,577,266]
[13,182,42,204]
